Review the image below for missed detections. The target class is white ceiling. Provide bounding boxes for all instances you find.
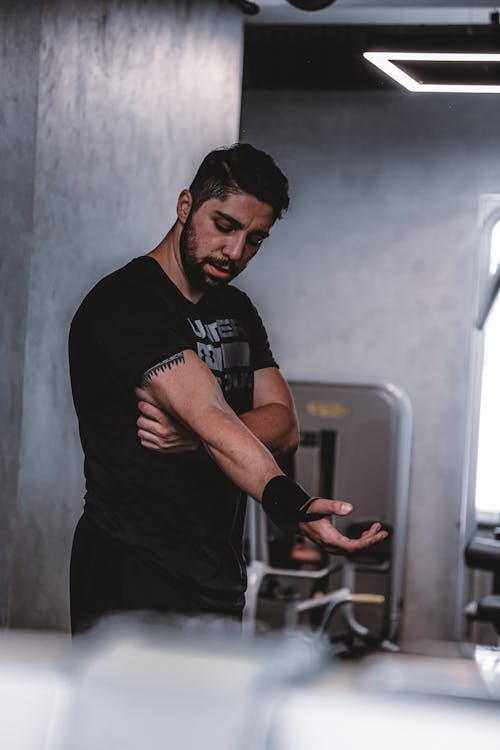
[247,0,498,25]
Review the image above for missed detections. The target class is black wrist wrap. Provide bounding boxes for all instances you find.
[262,475,326,533]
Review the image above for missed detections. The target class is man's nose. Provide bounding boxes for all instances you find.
[223,234,246,261]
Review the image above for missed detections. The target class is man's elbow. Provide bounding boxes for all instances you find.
[282,420,300,455]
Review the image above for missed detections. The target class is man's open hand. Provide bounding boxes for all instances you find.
[135,390,201,453]
[299,498,388,554]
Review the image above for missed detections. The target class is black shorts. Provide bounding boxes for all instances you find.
[70,514,211,634]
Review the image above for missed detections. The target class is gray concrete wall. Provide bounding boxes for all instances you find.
[6,0,243,629]
[239,90,500,643]
[0,1,42,625]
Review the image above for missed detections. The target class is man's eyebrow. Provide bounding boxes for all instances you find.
[249,228,270,239]
[213,211,270,238]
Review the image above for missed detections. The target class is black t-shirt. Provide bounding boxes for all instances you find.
[69,256,277,613]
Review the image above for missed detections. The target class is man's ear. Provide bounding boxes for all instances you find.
[177,190,193,226]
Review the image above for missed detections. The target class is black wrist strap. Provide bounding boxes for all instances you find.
[262,475,327,533]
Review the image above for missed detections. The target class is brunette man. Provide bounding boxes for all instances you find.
[69,144,387,633]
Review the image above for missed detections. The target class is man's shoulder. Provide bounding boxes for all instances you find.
[73,257,170,320]
[91,256,159,297]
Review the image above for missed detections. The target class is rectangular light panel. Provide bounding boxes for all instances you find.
[364,52,500,93]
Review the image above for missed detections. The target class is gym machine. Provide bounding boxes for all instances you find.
[244,380,412,651]
[465,531,500,642]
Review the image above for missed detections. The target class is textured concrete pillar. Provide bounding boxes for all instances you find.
[7,0,243,629]
[0,1,42,625]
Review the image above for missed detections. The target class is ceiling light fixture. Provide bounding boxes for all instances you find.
[364,52,500,93]
[286,0,337,10]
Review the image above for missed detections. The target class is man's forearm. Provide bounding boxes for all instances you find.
[239,403,299,456]
[142,351,284,500]
[199,406,283,500]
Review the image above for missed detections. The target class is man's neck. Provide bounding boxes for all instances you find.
[148,224,203,304]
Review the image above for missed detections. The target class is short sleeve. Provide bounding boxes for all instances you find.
[237,291,279,372]
[92,283,194,391]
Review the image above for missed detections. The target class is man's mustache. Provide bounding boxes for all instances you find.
[203,257,237,274]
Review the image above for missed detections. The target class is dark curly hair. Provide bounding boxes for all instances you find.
[189,143,289,221]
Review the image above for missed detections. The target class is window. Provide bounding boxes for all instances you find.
[475,219,500,516]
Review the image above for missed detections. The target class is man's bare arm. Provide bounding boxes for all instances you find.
[139,350,283,500]
[239,367,299,456]
[136,367,298,456]
[137,349,388,554]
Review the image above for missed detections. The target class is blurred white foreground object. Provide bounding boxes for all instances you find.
[0,620,500,750]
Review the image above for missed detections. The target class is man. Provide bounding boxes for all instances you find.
[69,143,386,633]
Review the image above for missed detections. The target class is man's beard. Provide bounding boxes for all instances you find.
[179,212,239,292]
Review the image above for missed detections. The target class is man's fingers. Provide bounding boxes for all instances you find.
[328,527,388,553]
[137,410,188,438]
[137,428,162,443]
[139,433,199,452]
[137,415,162,433]
[140,439,162,452]
[137,400,164,421]
[339,523,386,549]
[137,404,195,439]
[301,516,388,554]
[350,525,386,545]
[306,497,353,516]
[345,529,388,551]
[360,523,382,538]
[136,415,176,440]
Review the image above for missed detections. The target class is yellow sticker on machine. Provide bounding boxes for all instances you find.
[306,401,351,418]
